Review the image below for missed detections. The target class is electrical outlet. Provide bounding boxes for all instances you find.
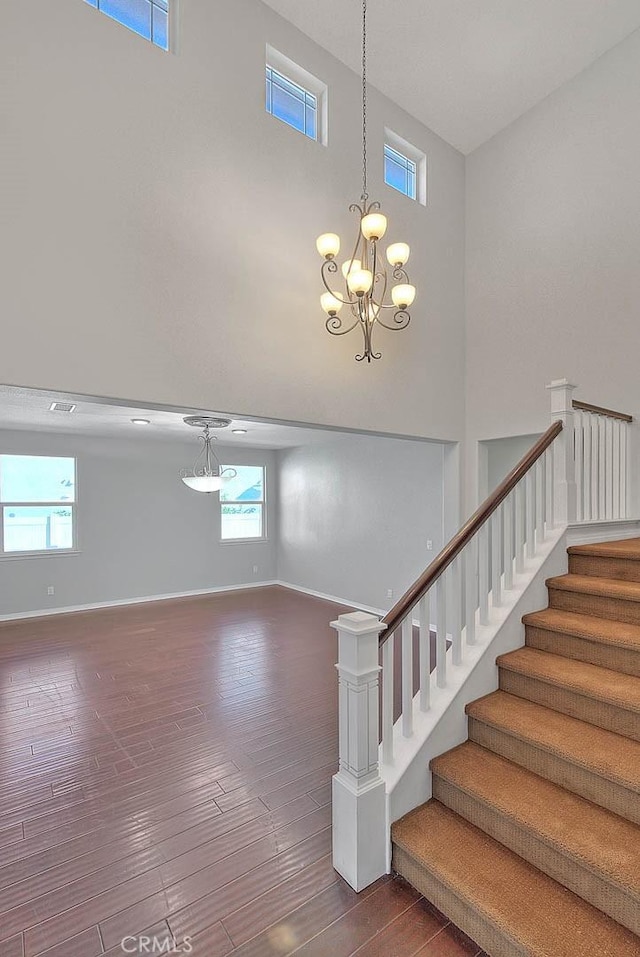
[427,540,433,550]
[252,565,258,575]
[47,586,55,596]
[386,588,393,599]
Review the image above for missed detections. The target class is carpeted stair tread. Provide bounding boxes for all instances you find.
[392,801,640,957]
[523,608,640,649]
[466,690,640,794]
[568,538,640,560]
[431,742,640,896]
[547,574,640,602]
[497,646,640,712]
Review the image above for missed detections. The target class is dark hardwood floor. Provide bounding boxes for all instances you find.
[0,585,484,957]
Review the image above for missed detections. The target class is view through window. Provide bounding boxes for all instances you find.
[266,65,318,140]
[220,465,265,540]
[84,0,169,50]
[0,455,76,555]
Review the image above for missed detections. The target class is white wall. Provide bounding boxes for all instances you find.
[465,28,640,504]
[277,434,445,611]
[479,433,542,501]
[3,0,465,443]
[0,430,278,616]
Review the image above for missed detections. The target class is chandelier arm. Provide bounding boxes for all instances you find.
[344,214,365,277]
[326,315,361,336]
[376,310,412,331]
[371,264,388,312]
[321,260,356,305]
[392,266,410,283]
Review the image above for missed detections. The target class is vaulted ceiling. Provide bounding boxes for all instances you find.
[261,0,640,153]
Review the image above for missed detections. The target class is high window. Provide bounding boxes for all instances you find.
[83,0,170,51]
[0,456,77,556]
[266,48,327,144]
[220,466,266,542]
[384,129,427,205]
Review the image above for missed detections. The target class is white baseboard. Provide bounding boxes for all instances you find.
[567,518,640,546]
[0,580,279,623]
[0,578,388,625]
[276,580,386,618]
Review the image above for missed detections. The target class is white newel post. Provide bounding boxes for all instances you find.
[331,611,387,892]
[547,378,577,525]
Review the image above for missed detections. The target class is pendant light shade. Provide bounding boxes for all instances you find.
[180,416,237,493]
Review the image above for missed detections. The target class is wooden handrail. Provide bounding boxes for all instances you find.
[380,420,564,642]
[572,400,632,423]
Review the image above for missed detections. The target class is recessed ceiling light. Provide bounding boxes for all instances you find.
[49,401,76,413]
[131,418,151,425]
[232,429,248,434]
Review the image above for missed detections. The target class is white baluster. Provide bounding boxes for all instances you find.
[465,537,477,646]
[591,415,599,519]
[381,632,394,765]
[436,573,447,687]
[401,617,413,738]
[620,422,628,519]
[332,611,387,891]
[503,492,513,591]
[583,413,592,522]
[574,411,584,522]
[479,523,490,625]
[451,556,462,666]
[535,458,545,543]
[418,592,430,711]
[598,415,606,520]
[515,481,525,574]
[525,469,535,558]
[546,445,555,530]
[613,419,621,519]
[491,508,502,608]
[605,417,614,520]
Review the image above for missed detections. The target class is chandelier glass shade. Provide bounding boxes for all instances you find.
[316,0,416,363]
[180,416,237,494]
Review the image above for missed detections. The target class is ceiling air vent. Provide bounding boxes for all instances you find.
[49,401,76,413]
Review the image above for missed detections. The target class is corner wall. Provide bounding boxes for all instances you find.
[277,434,445,611]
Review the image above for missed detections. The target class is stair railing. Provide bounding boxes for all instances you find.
[571,399,632,522]
[331,416,564,892]
[331,378,634,894]
[378,419,563,765]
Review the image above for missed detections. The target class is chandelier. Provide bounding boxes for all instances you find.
[180,416,237,493]
[316,0,416,363]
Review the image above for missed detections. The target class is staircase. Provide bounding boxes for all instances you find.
[391,538,640,957]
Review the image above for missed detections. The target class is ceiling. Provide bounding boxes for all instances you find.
[0,385,391,449]
[262,0,640,153]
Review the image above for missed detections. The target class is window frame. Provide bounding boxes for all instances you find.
[219,464,267,545]
[83,0,174,52]
[0,454,79,560]
[384,128,427,206]
[265,46,328,146]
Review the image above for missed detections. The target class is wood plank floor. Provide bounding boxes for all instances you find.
[0,585,484,957]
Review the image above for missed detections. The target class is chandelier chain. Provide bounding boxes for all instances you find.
[361,0,368,202]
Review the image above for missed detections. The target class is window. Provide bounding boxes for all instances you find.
[266,47,327,144]
[0,456,76,556]
[384,145,417,200]
[83,0,170,51]
[266,67,317,140]
[220,466,265,541]
[384,129,427,205]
